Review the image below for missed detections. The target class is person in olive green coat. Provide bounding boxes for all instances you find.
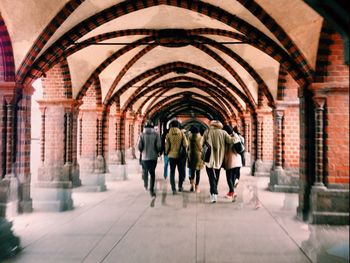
[187,126,204,193]
[165,120,188,194]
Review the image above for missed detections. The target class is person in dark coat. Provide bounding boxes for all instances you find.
[137,120,161,197]
[187,126,204,193]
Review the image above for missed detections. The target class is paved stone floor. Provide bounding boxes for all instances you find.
[3,160,349,263]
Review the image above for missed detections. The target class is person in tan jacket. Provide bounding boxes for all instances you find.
[202,120,236,203]
[165,120,188,194]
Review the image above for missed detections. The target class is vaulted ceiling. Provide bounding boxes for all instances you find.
[0,0,323,121]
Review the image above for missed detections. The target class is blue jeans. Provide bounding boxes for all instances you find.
[163,155,169,179]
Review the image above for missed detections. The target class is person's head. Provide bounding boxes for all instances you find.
[144,120,154,128]
[169,120,180,128]
[210,120,223,129]
[223,124,233,135]
[233,126,240,134]
[189,125,199,134]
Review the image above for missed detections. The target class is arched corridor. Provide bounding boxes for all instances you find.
[0,0,349,261]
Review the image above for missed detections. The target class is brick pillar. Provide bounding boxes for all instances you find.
[33,99,74,212]
[16,85,34,213]
[269,109,292,192]
[70,107,80,187]
[243,112,251,167]
[275,110,284,169]
[253,108,273,176]
[0,82,19,217]
[107,109,127,181]
[94,109,105,174]
[78,108,106,191]
[313,97,327,187]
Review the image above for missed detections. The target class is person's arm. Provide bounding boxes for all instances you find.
[165,134,170,155]
[156,134,162,153]
[137,134,144,152]
[183,132,189,150]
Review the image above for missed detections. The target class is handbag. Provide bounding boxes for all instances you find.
[201,141,211,162]
[178,136,187,158]
[233,135,245,154]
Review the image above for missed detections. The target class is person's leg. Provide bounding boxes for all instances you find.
[163,155,169,179]
[214,169,220,189]
[206,166,216,195]
[169,158,177,193]
[189,168,196,192]
[225,169,234,196]
[195,169,201,193]
[141,161,148,190]
[234,167,241,187]
[149,160,157,196]
[177,158,185,191]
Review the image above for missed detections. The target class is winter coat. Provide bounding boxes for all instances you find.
[202,121,236,169]
[223,133,243,170]
[137,127,162,161]
[187,133,204,170]
[165,127,188,159]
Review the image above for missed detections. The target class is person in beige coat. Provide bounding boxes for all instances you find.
[223,124,242,201]
[202,120,236,203]
[187,126,204,193]
[165,120,188,194]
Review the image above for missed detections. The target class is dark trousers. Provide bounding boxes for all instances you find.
[189,168,201,186]
[141,160,157,193]
[225,168,238,193]
[206,167,221,195]
[169,158,186,191]
[235,167,241,180]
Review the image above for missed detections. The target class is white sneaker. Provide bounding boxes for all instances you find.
[213,194,218,203]
[210,194,216,203]
[234,179,239,188]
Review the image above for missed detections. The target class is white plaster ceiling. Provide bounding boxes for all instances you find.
[0,0,323,116]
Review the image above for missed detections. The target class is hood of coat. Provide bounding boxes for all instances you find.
[169,127,182,135]
[144,127,155,134]
[209,120,223,129]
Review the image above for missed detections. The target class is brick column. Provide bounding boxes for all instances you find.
[94,109,105,174]
[253,108,273,176]
[243,112,251,167]
[70,107,81,187]
[78,107,106,191]
[33,99,74,212]
[313,97,326,187]
[62,104,81,187]
[107,109,127,181]
[0,82,21,257]
[0,82,19,217]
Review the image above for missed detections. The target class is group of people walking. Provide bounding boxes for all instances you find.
[137,119,244,203]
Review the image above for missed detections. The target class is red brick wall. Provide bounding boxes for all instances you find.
[283,106,300,168]
[324,32,349,185]
[262,112,273,161]
[325,94,349,184]
[283,74,300,168]
[325,34,349,85]
[42,62,69,99]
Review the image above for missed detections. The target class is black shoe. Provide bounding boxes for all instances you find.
[172,190,177,195]
[150,191,156,197]
[178,187,183,192]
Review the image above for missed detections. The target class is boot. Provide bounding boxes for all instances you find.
[190,180,195,192]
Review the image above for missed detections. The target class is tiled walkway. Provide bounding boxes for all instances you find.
[3,160,349,263]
